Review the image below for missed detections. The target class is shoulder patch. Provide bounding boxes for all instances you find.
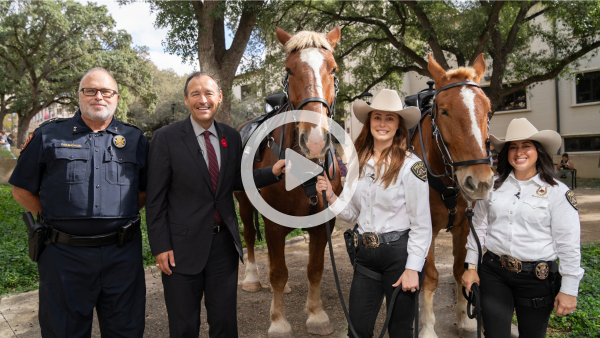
[20,131,35,152]
[39,117,69,127]
[411,161,427,182]
[565,190,578,210]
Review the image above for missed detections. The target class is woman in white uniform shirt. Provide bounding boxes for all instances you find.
[462,118,584,338]
[317,89,432,338]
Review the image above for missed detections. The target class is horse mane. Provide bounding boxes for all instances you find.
[284,31,332,54]
[445,67,476,80]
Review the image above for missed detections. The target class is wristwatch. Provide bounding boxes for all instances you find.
[464,263,478,271]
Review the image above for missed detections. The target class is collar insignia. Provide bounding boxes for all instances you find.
[113,135,126,148]
[565,190,578,210]
[411,161,427,182]
[536,186,548,196]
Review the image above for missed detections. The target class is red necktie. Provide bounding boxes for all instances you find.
[203,131,222,223]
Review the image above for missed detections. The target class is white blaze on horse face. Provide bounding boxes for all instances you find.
[460,86,485,152]
[300,48,325,100]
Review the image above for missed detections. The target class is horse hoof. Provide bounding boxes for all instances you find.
[419,327,438,338]
[242,281,262,292]
[306,321,334,335]
[268,320,293,338]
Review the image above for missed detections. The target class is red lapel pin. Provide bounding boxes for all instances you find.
[221,138,227,148]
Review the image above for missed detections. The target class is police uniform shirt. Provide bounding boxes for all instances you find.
[329,152,432,272]
[190,116,221,169]
[9,111,148,236]
[466,172,585,296]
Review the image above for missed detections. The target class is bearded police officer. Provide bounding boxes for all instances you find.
[10,68,148,337]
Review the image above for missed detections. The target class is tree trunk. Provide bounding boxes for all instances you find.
[16,112,33,148]
[0,95,6,131]
[216,81,234,126]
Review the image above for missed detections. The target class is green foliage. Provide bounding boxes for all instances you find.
[0,0,156,146]
[546,243,600,337]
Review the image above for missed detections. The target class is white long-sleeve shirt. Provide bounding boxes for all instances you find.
[330,152,432,272]
[466,173,585,296]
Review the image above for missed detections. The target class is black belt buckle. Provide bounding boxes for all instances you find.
[362,232,380,248]
[531,297,548,309]
[500,255,522,273]
[535,262,550,280]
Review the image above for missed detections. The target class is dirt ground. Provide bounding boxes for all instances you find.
[3,189,598,338]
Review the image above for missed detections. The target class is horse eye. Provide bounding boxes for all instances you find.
[286,69,293,76]
[331,69,336,75]
[440,109,449,116]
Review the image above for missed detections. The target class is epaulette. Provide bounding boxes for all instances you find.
[119,121,142,132]
[39,117,69,128]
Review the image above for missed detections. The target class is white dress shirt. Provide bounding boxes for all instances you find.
[190,116,221,169]
[466,172,585,296]
[329,152,432,272]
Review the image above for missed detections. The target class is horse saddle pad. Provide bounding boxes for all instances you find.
[239,93,289,162]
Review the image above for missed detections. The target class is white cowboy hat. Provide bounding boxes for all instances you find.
[352,89,421,128]
[490,118,561,154]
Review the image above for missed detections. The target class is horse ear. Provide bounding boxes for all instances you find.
[427,54,446,82]
[472,53,487,84]
[326,26,341,49]
[276,27,292,46]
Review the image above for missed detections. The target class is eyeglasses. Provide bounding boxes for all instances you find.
[80,88,118,98]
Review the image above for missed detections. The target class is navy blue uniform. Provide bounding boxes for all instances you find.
[9,111,148,338]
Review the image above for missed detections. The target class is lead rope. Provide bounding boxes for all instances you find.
[322,176,420,338]
[461,202,482,338]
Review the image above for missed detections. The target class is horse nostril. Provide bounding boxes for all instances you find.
[465,176,476,192]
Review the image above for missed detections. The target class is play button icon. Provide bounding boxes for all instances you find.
[284,148,323,191]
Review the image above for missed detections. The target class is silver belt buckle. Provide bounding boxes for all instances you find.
[362,232,380,248]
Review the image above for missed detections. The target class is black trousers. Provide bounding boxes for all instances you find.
[162,230,239,338]
[37,230,146,338]
[480,252,554,338]
[348,233,416,338]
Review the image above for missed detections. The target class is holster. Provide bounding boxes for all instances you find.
[22,212,47,262]
[117,216,141,247]
[343,224,359,267]
[551,271,562,297]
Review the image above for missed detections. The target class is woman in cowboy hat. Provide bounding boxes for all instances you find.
[462,118,584,338]
[317,89,432,337]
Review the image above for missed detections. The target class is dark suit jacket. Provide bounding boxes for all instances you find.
[146,116,279,275]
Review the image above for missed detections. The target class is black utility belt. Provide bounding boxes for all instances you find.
[357,229,409,249]
[45,216,141,247]
[487,251,557,280]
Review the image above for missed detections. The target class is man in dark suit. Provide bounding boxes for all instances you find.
[146,72,285,338]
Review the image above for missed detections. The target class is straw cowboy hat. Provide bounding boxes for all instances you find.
[352,89,421,128]
[490,118,561,154]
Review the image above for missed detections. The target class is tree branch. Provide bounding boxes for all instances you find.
[470,0,504,65]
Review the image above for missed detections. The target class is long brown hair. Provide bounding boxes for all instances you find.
[494,140,558,190]
[354,112,409,188]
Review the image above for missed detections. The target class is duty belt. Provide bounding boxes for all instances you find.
[358,229,410,249]
[44,216,141,247]
[488,251,557,280]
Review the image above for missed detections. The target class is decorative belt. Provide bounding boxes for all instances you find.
[488,251,557,280]
[358,229,409,249]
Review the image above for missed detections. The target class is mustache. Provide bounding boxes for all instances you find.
[89,101,108,107]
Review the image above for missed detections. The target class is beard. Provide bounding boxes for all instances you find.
[80,100,116,122]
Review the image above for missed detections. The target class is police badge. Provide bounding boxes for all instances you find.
[113,135,126,148]
[535,262,550,280]
[411,161,427,182]
[565,190,578,210]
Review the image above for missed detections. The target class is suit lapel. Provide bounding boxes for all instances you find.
[215,122,227,195]
[181,117,214,195]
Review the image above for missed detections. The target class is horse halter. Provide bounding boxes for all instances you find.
[282,70,339,119]
[424,80,491,179]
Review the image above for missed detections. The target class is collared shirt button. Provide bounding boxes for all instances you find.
[95,204,99,208]
[69,155,73,159]
[367,193,369,196]
[95,149,98,152]
[510,211,513,214]
[509,238,512,241]
[95,166,99,169]
[510,221,513,224]
[367,204,370,207]
[96,185,100,188]
[367,221,370,224]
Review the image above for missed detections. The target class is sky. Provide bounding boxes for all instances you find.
[81,0,233,76]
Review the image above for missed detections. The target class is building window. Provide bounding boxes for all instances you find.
[482,85,527,111]
[564,136,600,152]
[575,71,600,104]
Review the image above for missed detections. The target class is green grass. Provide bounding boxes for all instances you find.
[0,185,306,296]
[573,178,600,189]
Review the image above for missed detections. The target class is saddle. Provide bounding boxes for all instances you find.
[239,93,289,162]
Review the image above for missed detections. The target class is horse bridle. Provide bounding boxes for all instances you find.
[418,80,492,181]
[282,70,339,119]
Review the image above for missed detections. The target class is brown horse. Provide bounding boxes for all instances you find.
[412,54,494,338]
[234,27,343,338]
